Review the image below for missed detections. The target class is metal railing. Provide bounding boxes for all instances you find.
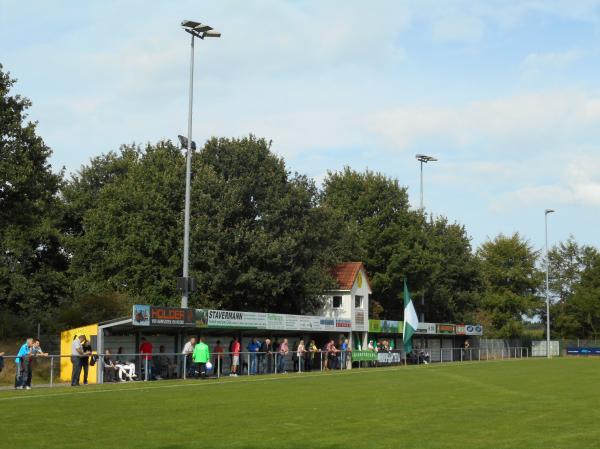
[0,346,531,388]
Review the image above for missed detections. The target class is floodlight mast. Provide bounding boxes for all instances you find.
[179,20,220,309]
[545,208,555,359]
[415,154,438,209]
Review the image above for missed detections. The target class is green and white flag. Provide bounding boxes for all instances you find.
[403,279,418,354]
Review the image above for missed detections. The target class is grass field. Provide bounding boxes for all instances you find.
[2,358,599,449]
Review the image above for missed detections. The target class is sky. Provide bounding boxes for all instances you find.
[2,0,600,251]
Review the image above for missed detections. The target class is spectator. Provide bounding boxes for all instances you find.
[321,341,330,370]
[115,354,137,381]
[103,349,118,382]
[230,337,240,377]
[0,351,4,373]
[419,349,430,365]
[292,340,299,372]
[15,338,33,390]
[306,339,318,372]
[154,345,176,379]
[24,339,48,389]
[277,338,289,373]
[80,336,93,385]
[213,340,224,375]
[182,337,196,377]
[259,338,273,374]
[463,339,471,361]
[71,335,86,387]
[193,337,210,378]
[340,337,348,369]
[296,340,306,372]
[328,340,338,370]
[139,337,154,380]
[247,337,260,375]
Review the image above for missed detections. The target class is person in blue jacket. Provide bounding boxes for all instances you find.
[14,338,33,390]
[247,337,261,375]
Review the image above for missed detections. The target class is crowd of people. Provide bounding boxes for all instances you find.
[179,335,354,376]
[9,333,382,389]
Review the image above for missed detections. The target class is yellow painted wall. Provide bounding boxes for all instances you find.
[60,323,99,384]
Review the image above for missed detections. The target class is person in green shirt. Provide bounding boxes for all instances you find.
[192,337,210,379]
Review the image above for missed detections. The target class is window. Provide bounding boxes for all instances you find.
[333,296,342,308]
[354,295,363,308]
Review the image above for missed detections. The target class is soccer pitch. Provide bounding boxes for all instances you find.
[2,358,599,449]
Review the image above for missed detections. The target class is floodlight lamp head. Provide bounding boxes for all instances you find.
[177,135,196,150]
[415,154,437,163]
[545,209,555,215]
[181,20,201,29]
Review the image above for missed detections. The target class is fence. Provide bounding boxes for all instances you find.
[0,346,530,388]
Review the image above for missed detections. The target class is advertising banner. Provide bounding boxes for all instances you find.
[455,325,466,335]
[205,309,267,329]
[352,350,378,362]
[377,351,402,364]
[335,318,352,329]
[566,347,600,356]
[416,322,436,334]
[368,319,402,334]
[266,313,286,330]
[437,324,455,334]
[133,305,196,327]
[284,314,324,331]
[353,309,367,331]
[465,324,483,336]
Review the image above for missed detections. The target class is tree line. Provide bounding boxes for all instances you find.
[1,64,599,339]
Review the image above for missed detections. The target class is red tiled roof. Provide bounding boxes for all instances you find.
[331,262,369,291]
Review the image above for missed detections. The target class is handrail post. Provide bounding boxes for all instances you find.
[50,355,54,387]
[183,355,187,380]
[144,358,148,381]
[217,355,220,379]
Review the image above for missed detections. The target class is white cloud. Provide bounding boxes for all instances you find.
[521,50,584,79]
[430,13,485,43]
[489,155,600,212]
[367,90,600,153]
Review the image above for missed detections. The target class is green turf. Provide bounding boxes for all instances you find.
[2,358,599,449]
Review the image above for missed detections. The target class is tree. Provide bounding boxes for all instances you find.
[476,233,543,338]
[0,64,68,328]
[322,167,481,322]
[66,136,339,314]
[547,236,598,305]
[65,141,185,305]
[189,136,338,313]
[561,255,600,338]
[546,236,599,338]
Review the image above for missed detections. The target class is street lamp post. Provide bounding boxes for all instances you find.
[415,154,437,209]
[545,208,555,359]
[180,20,221,309]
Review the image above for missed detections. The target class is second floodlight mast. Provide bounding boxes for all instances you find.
[415,154,437,210]
[179,20,221,309]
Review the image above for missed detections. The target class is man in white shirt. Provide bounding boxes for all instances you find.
[71,335,85,386]
[181,337,196,377]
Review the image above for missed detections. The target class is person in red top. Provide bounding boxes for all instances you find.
[139,337,153,380]
[230,337,240,377]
